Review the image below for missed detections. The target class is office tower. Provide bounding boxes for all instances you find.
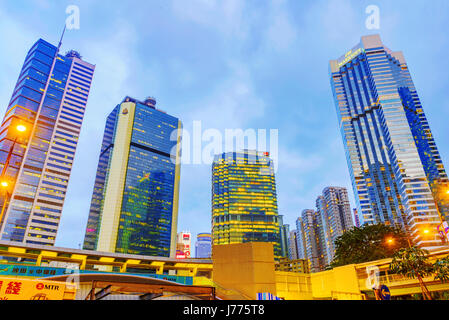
[211,150,282,258]
[279,216,289,258]
[176,231,191,259]
[288,230,299,260]
[0,38,94,245]
[195,233,212,259]
[316,187,353,264]
[330,34,448,248]
[297,209,327,273]
[83,96,182,257]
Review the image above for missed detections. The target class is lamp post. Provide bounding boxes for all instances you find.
[386,226,433,300]
[0,124,27,227]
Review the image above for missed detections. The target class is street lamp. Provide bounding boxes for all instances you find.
[0,124,28,227]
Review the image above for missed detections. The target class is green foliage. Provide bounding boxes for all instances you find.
[330,224,409,268]
[433,257,449,283]
[389,246,434,279]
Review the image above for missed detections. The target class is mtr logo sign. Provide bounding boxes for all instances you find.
[36,283,60,291]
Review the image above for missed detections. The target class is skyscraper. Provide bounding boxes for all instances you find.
[83,96,182,257]
[297,209,327,273]
[288,230,299,260]
[279,216,289,258]
[353,208,360,228]
[316,187,353,264]
[0,38,94,245]
[195,233,212,259]
[330,34,448,248]
[211,150,282,258]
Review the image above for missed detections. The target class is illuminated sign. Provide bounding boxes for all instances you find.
[437,222,449,241]
[0,277,73,300]
[380,285,391,300]
[0,264,193,285]
[337,48,364,68]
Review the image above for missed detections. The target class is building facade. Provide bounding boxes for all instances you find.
[176,231,191,259]
[195,233,212,259]
[296,209,328,273]
[0,38,94,245]
[316,187,353,265]
[83,96,182,257]
[330,34,448,248]
[353,208,360,228]
[288,230,299,260]
[211,150,282,258]
[279,217,289,258]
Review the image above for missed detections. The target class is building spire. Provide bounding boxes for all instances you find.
[57,24,66,52]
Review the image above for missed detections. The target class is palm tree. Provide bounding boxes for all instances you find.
[389,246,434,300]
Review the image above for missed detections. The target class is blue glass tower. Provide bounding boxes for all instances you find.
[330,34,448,248]
[83,96,182,257]
[0,38,95,245]
[195,233,212,259]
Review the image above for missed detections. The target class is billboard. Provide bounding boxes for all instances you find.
[0,264,193,285]
[0,277,75,300]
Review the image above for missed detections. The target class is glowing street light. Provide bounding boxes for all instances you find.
[16,124,27,133]
[0,123,29,227]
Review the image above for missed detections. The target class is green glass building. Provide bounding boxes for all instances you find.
[212,150,282,259]
[83,96,182,257]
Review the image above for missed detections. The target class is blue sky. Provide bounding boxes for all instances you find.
[0,0,448,250]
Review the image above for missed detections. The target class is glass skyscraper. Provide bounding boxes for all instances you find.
[330,34,448,249]
[211,150,282,259]
[279,218,290,258]
[83,96,182,257]
[195,233,212,259]
[0,38,94,245]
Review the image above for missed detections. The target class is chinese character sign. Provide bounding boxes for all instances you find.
[0,277,72,300]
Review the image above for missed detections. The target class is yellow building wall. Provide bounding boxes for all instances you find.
[275,271,313,300]
[212,242,277,300]
[310,265,364,300]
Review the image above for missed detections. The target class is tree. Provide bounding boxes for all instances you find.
[433,257,449,283]
[389,246,434,300]
[330,224,409,268]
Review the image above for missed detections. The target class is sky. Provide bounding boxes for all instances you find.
[0,0,448,251]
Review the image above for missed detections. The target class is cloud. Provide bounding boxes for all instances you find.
[170,0,248,39]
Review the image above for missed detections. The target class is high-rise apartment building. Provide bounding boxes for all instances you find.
[297,209,327,273]
[330,34,448,248]
[211,150,282,258]
[83,96,182,257]
[0,38,94,245]
[353,208,360,228]
[195,233,212,259]
[288,230,299,260]
[316,187,353,264]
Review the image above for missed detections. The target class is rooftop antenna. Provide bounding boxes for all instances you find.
[57,24,67,53]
